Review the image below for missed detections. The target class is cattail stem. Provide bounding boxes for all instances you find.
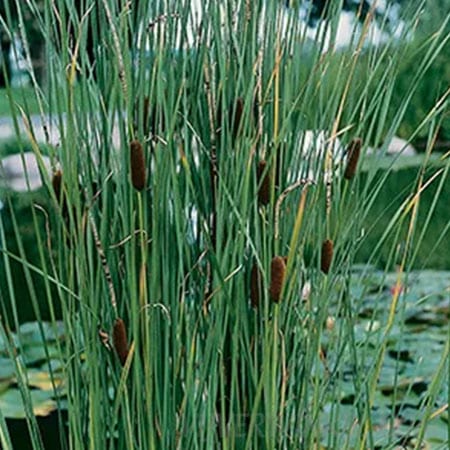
[90,215,117,313]
[203,66,218,305]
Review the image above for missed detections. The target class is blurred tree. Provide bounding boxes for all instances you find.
[392,0,450,143]
[0,3,15,86]
[0,0,45,85]
[0,0,135,86]
[0,0,444,86]
[298,0,376,24]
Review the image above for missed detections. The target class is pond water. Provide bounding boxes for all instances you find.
[6,412,67,450]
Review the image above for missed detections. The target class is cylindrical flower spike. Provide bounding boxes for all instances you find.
[344,138,362,180]
[52,170,63,202]
[250,263,263,308]
[257,160,272,205]
[51,169,70,223]
[113,318,129,366]
[321,239,334,274]
[130,140,146,191]
[269,256,286,303]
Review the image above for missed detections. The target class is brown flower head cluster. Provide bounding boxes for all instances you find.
[269,256,286,303]
[113,318,129,366]
[130,140,146,191]
[344,138,362,180]
[321,239,334,274]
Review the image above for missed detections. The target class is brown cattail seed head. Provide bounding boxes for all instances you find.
[269,256,286,303]
[113,318,129,366]
[130,140,146,191]
[250,263,263,308]
[52,170,63,202]
[344,138,362,180]
[52,169,70,223]
[257,160,272,205]
[321,239,334,274]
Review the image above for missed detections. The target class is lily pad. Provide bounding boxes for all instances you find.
[423,418,449,445]
[0,388,57,418]
[0,380,12,395]
[18,321,65,346]
[40,358,65,373]
[0,358,15,380]
[22,343,61,366]
[0,332,20,356]
[26,369,65,391]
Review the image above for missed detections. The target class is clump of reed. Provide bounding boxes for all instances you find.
[3,1,448,449]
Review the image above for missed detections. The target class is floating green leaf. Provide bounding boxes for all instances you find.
[0,389,57,419]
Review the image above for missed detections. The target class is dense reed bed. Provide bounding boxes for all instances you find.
[0,1,449,448]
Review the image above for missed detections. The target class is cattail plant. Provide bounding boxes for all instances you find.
[269,256,286,303]
[257,160,272,205]
[113,318,129,366]
[130,140,146,191]
[3,1,449,448]
[250,262,263,308]
[321,239,334,274]
[344,138,362,180]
